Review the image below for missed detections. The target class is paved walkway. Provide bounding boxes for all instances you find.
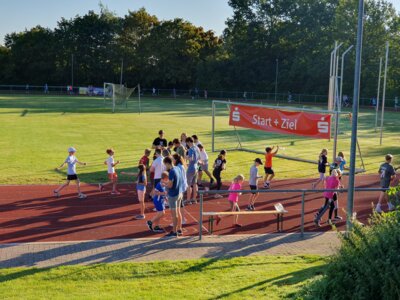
[0,232,340,268]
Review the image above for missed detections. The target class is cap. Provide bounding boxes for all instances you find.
[254,158,262,164]
[68,147,76,153]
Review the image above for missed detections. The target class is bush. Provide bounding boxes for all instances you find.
[305,208,400,300]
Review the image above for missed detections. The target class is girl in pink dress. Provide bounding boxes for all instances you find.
[216,174,245,227]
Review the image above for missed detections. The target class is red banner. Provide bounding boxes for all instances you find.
[229,104,331,139]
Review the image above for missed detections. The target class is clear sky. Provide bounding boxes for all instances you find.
[1,0,400,46]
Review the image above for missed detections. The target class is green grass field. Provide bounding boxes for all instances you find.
[0,94,399,184]
[0,256,325,299]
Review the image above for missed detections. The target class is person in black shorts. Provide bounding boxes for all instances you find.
[375,154,398,213]
[212,150,227,198]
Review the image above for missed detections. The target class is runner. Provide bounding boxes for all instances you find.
[263,146,279,189]
[312,149,329,189]
[197,144,214,186]
[246,158,263,211]
[99,148,120,195]
[212,150,227,198]
[375,154,398,213]
[146,171,169,233]
[53,147,87,199]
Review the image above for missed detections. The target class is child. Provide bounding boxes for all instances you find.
[54,147,87,199]
[313,169,343,227]
[167,141,174,155]
[246,158,263,211]
[312,149,329,189]
[197,144,214,186]
[335,152,347,172]
[99,148,120,195]
[146,171,169,232]
[216,174,245,227]
[212,150,227,198]
[376,154,398,213]
[121,164,147,220]
[139,149,151,171]
[263,146,279,189]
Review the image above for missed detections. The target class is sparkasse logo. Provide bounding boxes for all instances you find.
[317,117,329,133]
[232,107,240,122]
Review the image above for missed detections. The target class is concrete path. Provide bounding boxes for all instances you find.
[0,232,340,268]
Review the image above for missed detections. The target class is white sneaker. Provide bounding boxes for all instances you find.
[214,194,223,199]
[375,204,383,213]
[78,193,87,199]
[388,202,395,211]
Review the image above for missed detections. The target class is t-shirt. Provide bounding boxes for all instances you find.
[153,182,166,203]
[176,164,188,193]
[323,176,341,199]
[139,155,149,168]
[228,182,242,202]
[264,153,275,168]
[151,156,165,179]
[65,155,77,175]
[199,149,208,162]
[379,162,395,188]
[107,156,115,174]
[175,145,186,158]
[318,155,328,173]
[187,145,200,173]
[335,156,346,171]
[152,137,167,148]
[249,165,260,186]
[214,157,226,172]
[168,166,183,197]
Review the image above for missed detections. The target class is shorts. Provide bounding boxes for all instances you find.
[199,162,209,172]
[187,171,198,186]
[153,199,165,212]
[108,173,118,180]
[250,185,258,194]
[168,193,183,209]
[67,174,78,180]
[318,173,326,180]
[264,167,274,175]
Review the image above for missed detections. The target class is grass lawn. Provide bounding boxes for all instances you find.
[0,255,325,299]
[0,94,399,184]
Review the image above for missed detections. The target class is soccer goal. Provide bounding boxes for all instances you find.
[103,83,141,113]
[211,100,366,172]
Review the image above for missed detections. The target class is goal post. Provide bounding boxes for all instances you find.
[103,82,141,113]
[211,100,365,172]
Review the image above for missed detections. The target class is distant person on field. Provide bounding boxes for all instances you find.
[152,87,156,96]
[287,91,293,103]
[99,148,120,195]
[121,164,147,220]
[204,89,208,99]
[212,150,227,198]
[147,171,169,233]
[44,83,49,94]
[343,94,350,107]
[247,158,263,211]
[53,147,87,199]
[312,149,329,189]
[263,146,279,189]
[375,154,399,213]
[25,84,29,94]
[215,174,245,228]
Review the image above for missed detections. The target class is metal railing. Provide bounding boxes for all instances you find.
[198,187,389,240]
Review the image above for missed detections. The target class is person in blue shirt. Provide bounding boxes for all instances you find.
[146,172,169,233]
[185,137,200,204]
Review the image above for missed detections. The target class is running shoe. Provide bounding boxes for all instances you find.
[165,231,178,238]
[210,178,214,185]
[134,215,145,220]
[245,205,252,211]
[375,204,383,213]
[146,220,153,231]
[327,219,334,226]
[313,218,321,227]
[251,205,255,211]
[177,229,183,236]
[111,191,121,195]
[78,193,87,199]
[334,216,343,221]
[53,190,60,198]
[153,226,164,233]
[234,223,242,228]
[388,202,395,211]
[214,194,223,199]
[98,184,104,192]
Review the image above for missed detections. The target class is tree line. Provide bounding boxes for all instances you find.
[0,0,400,98]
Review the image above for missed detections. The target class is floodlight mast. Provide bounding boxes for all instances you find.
[375,57,383,131]
[347,0,364,233]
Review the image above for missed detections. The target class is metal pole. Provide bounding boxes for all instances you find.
[347,0,364,233]
[339,45,354,110]
[375,57,383,131]
[212,101,215,152]
[300,191,305,238]
[138,84,141,115]
[274,59,278,102]
[120,59,124,86]
[380,42,389,145]
[71,54,74,87]
[199,193,204,240]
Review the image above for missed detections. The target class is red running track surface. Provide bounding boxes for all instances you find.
[0,175,382,243]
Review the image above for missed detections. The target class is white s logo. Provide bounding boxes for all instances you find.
[232,107,240,122]
[317,117,329,133]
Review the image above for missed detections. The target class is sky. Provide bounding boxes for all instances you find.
[1,0,400,45]
[0,0,233,45]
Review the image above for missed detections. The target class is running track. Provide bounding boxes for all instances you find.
[0,175,381,243]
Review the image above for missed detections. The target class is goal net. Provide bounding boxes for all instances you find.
[211,100,366,172]
[103,83,140,113]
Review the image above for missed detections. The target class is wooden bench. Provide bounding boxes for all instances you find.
[202,203,288,234]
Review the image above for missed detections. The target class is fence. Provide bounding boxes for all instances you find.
[0,84,398,108]
[198,187,390,240]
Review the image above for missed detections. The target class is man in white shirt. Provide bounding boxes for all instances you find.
[150,149,165,188]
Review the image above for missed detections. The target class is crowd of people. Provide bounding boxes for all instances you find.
[53,131,399,237]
